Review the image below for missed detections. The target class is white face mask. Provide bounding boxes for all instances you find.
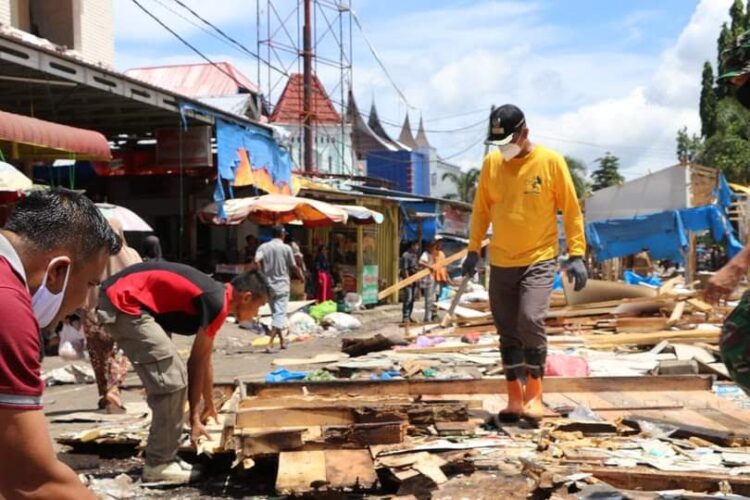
[31,257,71,328]
[499,143,522,161]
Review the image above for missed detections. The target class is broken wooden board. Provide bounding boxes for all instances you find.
[236,406,355,428]
[243,375,714,398]
[276,450,327,494]
[614,317,669,333]
[325,450,378,490]
[583,466,750,496]
[563,277,657,306]
[271,352,349,367]
[321,422,406,446]
[276,450,377,494]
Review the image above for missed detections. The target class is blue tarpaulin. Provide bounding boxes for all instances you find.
[213,118,293,219]
[586,210,688,262]
[587,204,742,263]
[401,201,439,242]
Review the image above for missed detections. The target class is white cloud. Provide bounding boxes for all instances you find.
[113,0,733,180]
[346,0,732,179]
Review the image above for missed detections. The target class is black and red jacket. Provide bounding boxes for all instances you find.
[102,262,232,338]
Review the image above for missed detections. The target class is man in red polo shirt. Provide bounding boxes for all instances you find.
[0,188,121,499]
[98,261,270,483]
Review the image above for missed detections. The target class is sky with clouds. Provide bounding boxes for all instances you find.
[114,0,734,179]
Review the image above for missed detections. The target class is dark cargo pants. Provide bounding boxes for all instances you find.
[489,260,556,378]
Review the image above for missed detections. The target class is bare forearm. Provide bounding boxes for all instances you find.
[727,244,750,273]
[202,358,214,411]
[187,359,205,425]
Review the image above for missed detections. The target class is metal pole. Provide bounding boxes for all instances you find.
[303,0,314,173]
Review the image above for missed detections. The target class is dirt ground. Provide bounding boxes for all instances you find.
[47,302,494,499]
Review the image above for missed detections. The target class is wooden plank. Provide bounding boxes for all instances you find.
[276,451,327,494]
[321,422,405,446]
[583,467,750,496]
[378,240,489,300]
[236,407,354,428]
[244,376,714,398]
[241,429,305,456]
[615,317,669,333]
[325,450,378,490]
[563,278,657,306]
[667,300,686,327]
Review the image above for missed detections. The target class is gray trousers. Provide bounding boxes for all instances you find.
[489,260,556,350]
[423,281,435,322]
[98,294,187,466]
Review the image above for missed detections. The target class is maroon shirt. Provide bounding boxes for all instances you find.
[0,252,44,410]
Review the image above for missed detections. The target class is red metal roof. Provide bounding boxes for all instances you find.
[0,110,111,160]
[270,73,341,124]
[124,62,259,98]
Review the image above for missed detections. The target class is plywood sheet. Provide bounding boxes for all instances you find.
[325,449,377,489]
[276,450,327,494]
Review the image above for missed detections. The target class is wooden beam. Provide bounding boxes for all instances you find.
[583,467,750,496]
[243,375,714,398]
[378,240,489,300]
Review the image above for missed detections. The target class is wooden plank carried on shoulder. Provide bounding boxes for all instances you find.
[378,239,489,300]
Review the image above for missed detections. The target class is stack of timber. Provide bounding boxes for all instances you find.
[206,376,750,496]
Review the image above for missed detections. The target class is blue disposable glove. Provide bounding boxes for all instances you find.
[462,251,479,276]
[565,257,588,292]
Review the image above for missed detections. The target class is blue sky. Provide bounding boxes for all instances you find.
[114,0,729,178]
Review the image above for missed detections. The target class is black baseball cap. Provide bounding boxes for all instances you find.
[486,104,525,145]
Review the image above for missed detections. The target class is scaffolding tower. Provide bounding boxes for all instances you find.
[256,0,353,174]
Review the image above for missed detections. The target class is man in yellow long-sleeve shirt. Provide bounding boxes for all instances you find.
[463,104,587,422]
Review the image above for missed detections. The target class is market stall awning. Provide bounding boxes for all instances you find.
[336,205,384,225]
[199,194,348,227]
[96,203,153,232]
[0,110,111,161]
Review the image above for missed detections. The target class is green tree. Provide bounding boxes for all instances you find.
[717,23,733,98]
[698,98,750,182]
[731,0,747,36]
[563,156,590,199]
[590,152,624,191]
[676,126,702,164]
[700,62,718,137]
[442,168,480,202]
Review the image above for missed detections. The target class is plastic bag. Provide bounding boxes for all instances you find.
[322,312,362,330]
[309,300,337,322]
[344,293,363,311]
[287,312,320,336]
[545,353,590,377]
[58,341,81,361]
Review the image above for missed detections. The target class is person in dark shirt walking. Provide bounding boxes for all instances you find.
[98,262,271,483]
[400,241,420,323]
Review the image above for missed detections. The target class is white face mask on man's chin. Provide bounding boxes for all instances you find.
[31,257,71,328]
[498,143,522,161]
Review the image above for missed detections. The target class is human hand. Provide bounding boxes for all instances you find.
[565,257,588,292]
[201,404,219,425]
[190,420,211,448]
[704,263,745,304]
[462,251,479,276]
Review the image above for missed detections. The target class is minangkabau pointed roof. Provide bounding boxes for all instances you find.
[398,114,418,149]
[347,90,398,158]
[414,115,431,149]
[270,73,341,124]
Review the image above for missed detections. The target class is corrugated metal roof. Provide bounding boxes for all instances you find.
[270,73,341,124]
[124,62,258,98]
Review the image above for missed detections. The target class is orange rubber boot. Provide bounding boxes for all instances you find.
[498,379,525,422]
[523,376,545,421]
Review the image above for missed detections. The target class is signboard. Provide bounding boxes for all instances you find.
[441,205,470,237]
[156,126,212,168]
[362,265,379,305]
